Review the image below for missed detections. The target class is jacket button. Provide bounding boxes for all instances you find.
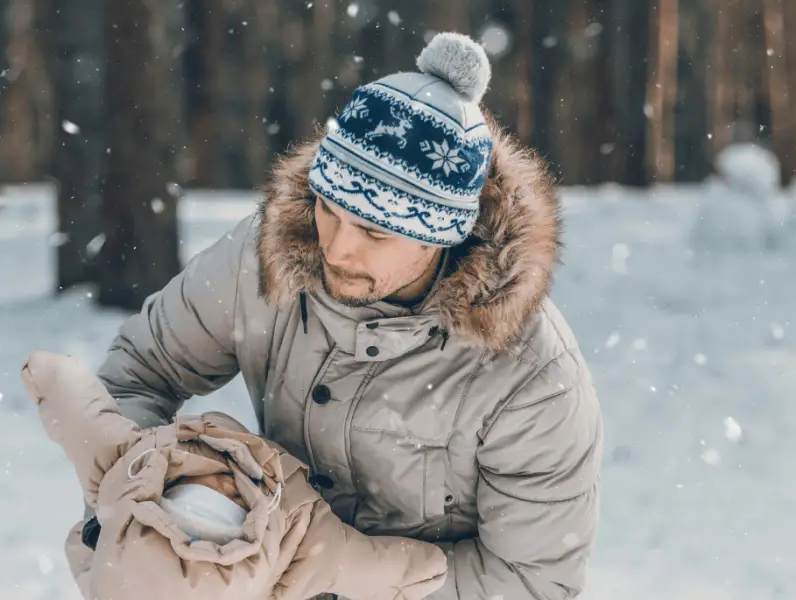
[309,474,334,490]
[312,385,331,405]
[365,321,379,329]
[366,345,379,357]
[444,494,454,505]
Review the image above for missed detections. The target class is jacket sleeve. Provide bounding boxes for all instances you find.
[96,215,255,429]
[428,353,603,600]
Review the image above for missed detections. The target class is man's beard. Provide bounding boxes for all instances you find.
[320,261,380,308]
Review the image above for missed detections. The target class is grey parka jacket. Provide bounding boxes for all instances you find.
[96,120,603,599]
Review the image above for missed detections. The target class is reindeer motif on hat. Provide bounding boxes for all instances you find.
[365,105,414,149]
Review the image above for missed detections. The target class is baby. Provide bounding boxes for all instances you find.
[21,351,447,600]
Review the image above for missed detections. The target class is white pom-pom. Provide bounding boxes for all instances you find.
[416,32,492,104]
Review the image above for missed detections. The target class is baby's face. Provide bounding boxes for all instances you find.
[178,473,246,509]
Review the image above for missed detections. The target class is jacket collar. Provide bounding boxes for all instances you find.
[257,114,562,351]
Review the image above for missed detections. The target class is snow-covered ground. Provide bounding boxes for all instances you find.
[1,172,793,600]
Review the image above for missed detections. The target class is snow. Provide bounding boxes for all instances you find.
[1,173,794,599]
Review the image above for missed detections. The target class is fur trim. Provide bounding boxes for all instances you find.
[258,115,562,350]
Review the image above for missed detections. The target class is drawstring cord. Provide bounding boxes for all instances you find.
[440,329,449,351]
[299,292,308,334]
[127,447,157,479]
[266,482,283,514]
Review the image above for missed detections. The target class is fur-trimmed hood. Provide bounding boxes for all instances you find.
[258,117,562,350]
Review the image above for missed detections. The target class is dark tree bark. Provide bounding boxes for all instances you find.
[36,0,105,291]
[529,1,569,181]
[96,0,181,310]
[674,0,713,181]
[645,0,679,182]
[762,0,794,185]
[242,0,278,187]
[610,0,651,185]
[0,0,38,182]
[184,0,224,187]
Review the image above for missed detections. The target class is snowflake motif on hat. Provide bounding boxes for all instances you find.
[420,139,469,177]
[340,97,369,122]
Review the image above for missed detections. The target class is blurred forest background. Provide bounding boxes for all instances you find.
[0,0,794,308]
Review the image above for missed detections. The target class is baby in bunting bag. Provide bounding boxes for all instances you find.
[21,351,447,600]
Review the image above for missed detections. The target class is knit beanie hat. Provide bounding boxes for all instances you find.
[308,32,493,247]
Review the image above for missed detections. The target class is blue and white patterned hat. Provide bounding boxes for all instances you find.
[308,32,493,247]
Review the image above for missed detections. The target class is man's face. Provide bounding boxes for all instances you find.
[314,196,440,307]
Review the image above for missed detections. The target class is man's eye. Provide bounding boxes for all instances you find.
[365,231,387,241]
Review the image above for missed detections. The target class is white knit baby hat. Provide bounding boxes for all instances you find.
[308,32,493,247]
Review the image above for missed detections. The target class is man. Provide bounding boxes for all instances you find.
[92,33,603,598]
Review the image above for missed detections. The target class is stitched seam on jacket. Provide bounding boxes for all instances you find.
[448,348,489,443]
[344,361,381,502]
[229,217,250,356]
[303,345,341,474]
[160,300,223,373]
[421,447,429,521]
[479,474,599,504]
[479,348,579,437]
[508,305,569,366]
[348,426,447,446]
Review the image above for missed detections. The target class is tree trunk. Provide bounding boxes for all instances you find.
[37,0,105,291]
[530,0,569,181]
[674,0,712,181]
[646,0,679,182]
[97,0,181,310]
[709,0,733,155]
[243,0,278,187]
[0,1,11,182]
[611,0,651,185]
[184,0,224,187]
[0,0,37,182]
[762,0,793,185]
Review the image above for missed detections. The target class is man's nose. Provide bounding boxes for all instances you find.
[324,222,360,264]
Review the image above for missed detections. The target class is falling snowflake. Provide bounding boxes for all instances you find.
[48,231,69,247]
[611,242,630,274]
[387,10,401,25]
[480,22,511,58]
[340,97,369,122]
[166,182,183,198]
[723,417,742,443]
[701,448,720,466]
[542,36,558,48]
[61,120,80,134]
[346,3,359,17]
[151,197,165,214]
[422,140,467,176]
[605,332,620,348]
[38,554,53,574]
[694,353,707,365]
[562,532,580,548]
[86,233,106,257]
